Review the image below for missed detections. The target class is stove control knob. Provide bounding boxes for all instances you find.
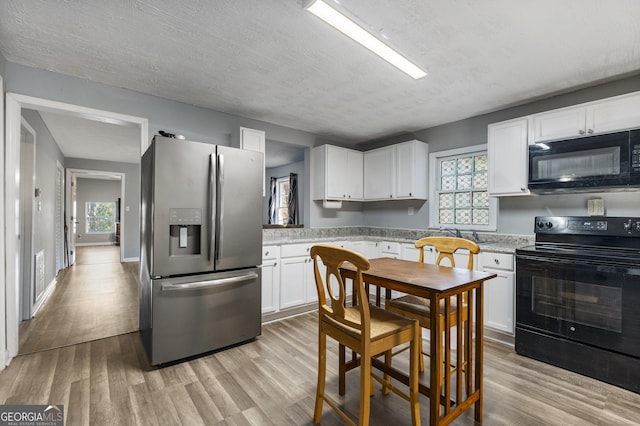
[623,219,632,232]
[546,222,553,228]
[537,221,545,229]
[635,222,640,232]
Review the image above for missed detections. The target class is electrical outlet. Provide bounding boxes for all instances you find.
[587,198,605,216]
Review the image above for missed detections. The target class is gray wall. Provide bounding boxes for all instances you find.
[4,61,345,234]
[65,158,139,260]
[20,109,65,290]
[264,161,305,225]
[0,51,5,77]
[358,74,640,234]
[75,178,121,245]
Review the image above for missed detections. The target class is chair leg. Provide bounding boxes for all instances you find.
[313,331,326,424]
[464,318,472,397]
[382,350,391,395]
[360,352,372,426]
[418,334,425,373]
[410,325,421,426]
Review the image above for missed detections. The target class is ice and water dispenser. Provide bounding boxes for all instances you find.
[169,208,202,256]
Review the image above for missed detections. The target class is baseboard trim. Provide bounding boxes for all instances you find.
[32,278,57,317]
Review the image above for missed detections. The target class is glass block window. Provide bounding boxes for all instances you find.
[432,147,495,230]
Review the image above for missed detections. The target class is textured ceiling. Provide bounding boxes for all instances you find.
[2,0,640,154]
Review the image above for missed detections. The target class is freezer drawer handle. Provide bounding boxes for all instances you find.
[160,272,258,292]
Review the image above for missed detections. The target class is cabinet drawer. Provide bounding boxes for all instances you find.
[480,252,514,271]
[262,245,280,260]
[281,243,314,258]
[381,241,401,256]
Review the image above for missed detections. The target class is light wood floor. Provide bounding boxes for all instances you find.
[18,245,138,355]
[3,311,640,425]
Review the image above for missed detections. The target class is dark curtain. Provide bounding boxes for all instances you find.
[268,177,277,224]
[288,173,299,225]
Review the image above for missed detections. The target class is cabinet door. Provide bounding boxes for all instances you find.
[261,246,280,314]
[326,146,348,199]
[261,260,279,314]
[488,118,530,196]
[531,106,587,142]
[483,271,515,334]
[279,256,308,309]
[346,150,364,200]
[240,127,266,196]
[395,142,416,198]
[364,146,395,199]
[395,141,428,199]
[588,92,640,134]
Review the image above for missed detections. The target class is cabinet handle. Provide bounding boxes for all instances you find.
[343,194,346,198]
[390,194,393,198]
[265,251,269,256]
[409,192,412,196]
[494,259,500,265]
[578,129,585,135]
[520,187,526,191]
[587,129,594,134]
[274,262,277,267]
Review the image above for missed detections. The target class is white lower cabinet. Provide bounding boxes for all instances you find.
[480,252,515,335]
[261,245,280,314]
[279,243,315,309]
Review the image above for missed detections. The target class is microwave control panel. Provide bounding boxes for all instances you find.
[633,143,640,169]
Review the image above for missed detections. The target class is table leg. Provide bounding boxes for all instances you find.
[474,284,484,422]
[429,293,441,426]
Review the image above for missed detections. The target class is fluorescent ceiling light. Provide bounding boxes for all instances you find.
[304,0,427,79]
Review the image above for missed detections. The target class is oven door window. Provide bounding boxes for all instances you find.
[516,256,640,358]
[531,276,621,333]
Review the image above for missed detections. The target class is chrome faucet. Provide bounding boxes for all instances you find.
[442,227,462,238]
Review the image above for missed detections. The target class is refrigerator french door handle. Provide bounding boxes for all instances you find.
[208,153,216,266]
[216,153,225,261]
[160,272,259,291]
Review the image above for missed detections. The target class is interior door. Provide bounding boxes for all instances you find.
[19,119,36,321]
[67,172,78,266]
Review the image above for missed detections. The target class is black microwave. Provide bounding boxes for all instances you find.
[528,129,640,193]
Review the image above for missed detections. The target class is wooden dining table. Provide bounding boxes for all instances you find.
[339,257,497,426]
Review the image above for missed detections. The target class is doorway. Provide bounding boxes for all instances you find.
[3,93,148,365]
[19,118,36,322]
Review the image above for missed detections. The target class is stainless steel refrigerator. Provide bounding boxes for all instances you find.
[139,135,263,365]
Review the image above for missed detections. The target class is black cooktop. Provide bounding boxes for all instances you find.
[517,216,640,266]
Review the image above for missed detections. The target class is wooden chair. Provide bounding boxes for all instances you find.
[310,244,421,426]
[385,237,480,387]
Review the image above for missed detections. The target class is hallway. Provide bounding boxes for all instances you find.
[18,245,138,354]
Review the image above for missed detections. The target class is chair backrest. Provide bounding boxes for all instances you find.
[310,244,371,333]
[414,236,480,270]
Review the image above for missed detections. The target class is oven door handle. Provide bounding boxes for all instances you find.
[516,254,638,270]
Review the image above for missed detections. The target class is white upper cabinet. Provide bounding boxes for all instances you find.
[488,117,530,197]
[239,127,266,195]
[364,140,428,200]
[312,145,363,201]
[531,91,640,142]
[364,146,395,200]
[395,141,428,199]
